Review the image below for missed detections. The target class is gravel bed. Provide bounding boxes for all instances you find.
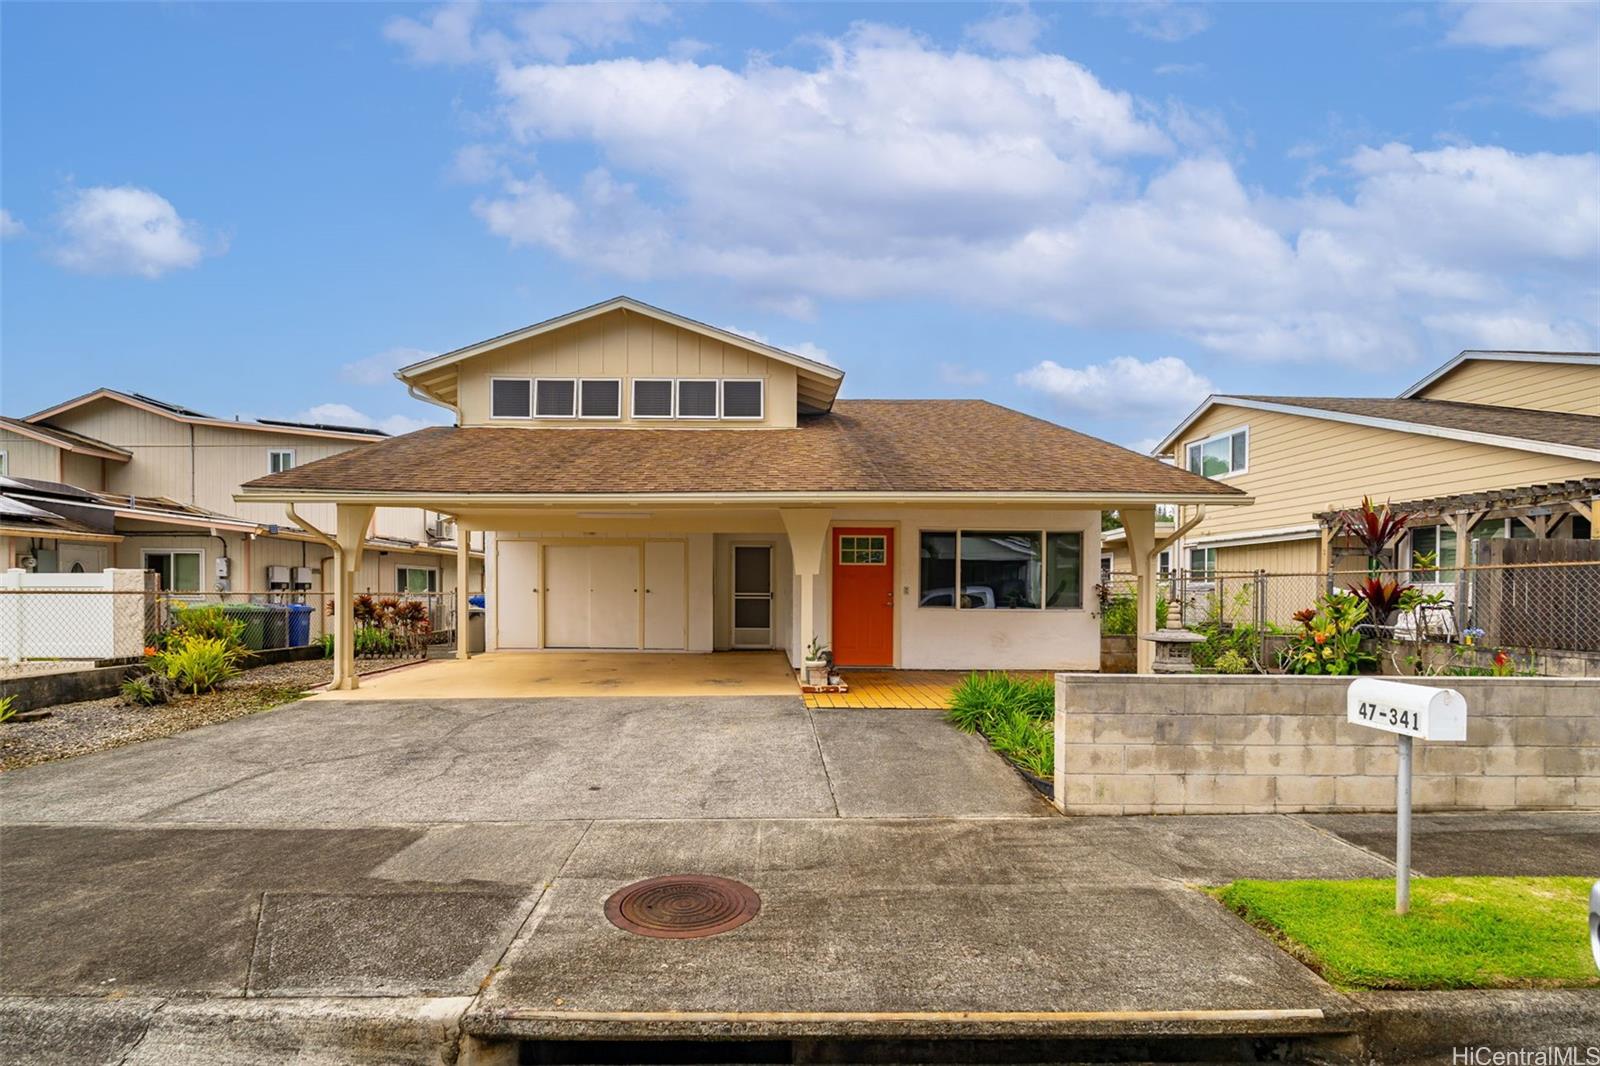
[0,658,405,772]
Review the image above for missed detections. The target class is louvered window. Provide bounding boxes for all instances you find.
[676,379,718,419]
[535,379,577,418]
[721,380,763,420]
[491,378,532,419]
[633,379,674,418]
[579,379,621,419]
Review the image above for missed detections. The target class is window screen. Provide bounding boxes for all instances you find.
[580,379,621,418]
[1045,532,1082,609]
[722,380,763,419]
[677,380,718,418]
[633,379,673,418]
[535,379,576,417]
[491,379,532,419]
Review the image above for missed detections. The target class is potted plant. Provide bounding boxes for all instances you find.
[803,636,831,686]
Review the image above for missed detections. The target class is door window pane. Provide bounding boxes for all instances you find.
[839,535,886,565]
[734,597,771,628]
[958,531,1041,610]
[1045,532,1082,609]
[734,546,771,594]
[919,532,956,607]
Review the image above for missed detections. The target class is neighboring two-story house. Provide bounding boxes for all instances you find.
[0,389,482,598]
[239,296,1247,680]
[1151,350,1600,583]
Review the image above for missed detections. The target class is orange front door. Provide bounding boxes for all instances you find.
[831,527,894,667]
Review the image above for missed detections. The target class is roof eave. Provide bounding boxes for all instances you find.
[235,488,1252,508]
[1399,350,1600,399]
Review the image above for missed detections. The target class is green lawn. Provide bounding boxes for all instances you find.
[1211,877,1599,991]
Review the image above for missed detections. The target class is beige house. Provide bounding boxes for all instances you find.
[1,390,482,599]
[239,297,1248,684]
[1152,350,1600,581]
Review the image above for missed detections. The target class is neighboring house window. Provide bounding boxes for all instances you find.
[397,566,439,594]
[579,379,622,419]
[1157,549,1173,578]
[268,449,295,474]
[1188,547,1217,580]
[918,530,1083,610]
[1186,427,1248,478]
[676,379,719,419]
[633,379,674,418]
[491,378,532,419]
[145,550,202,593]
[721,379,764,420]
[1409,525,1458,582]
[535,378,577,418]
[1100,553,1114,582]
[0,450,7,475]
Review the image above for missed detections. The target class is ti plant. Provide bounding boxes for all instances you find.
[1339,496,1409,575]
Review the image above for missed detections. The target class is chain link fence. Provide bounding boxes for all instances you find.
[0,587,461,676]
[1096,558,1600,676]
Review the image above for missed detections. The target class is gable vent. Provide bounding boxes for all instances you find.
[633,379,673,418]
[491,379,531,419]
[722,380,763,420]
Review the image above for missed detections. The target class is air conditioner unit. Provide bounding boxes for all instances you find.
[266,565,291,589]
[291,566,313,590]
[427,518,456,541]
[215,557,231,579]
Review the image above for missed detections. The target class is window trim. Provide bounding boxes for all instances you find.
[1187,546,1218,581]
[489,376,534,421]
[631,377,675,420]
[675,378,720,420]
[916,528,1087,612]
[396,565,440,594]
[533,377,578,420]
[143,548,205,593]
[1185,424,1249,479]
[0,449,7,475]
[267,448,296,474]
[720,378,765,421]
[577,377,623,420]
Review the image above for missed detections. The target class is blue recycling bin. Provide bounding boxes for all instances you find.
[285,603,314,647]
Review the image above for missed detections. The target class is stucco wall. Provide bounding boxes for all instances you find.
[1053,674,1600,816]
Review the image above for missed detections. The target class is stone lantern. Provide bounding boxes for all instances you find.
[1141,616,1206,674]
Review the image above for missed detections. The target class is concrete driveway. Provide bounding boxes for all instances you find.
[0,693,1046,822]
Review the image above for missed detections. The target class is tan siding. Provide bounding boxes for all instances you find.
[60,452,105,490]
[456,308,800,428]
[0,433,63,480]
[1170,402,1600,542]
[1418,359,1600,414]
[1215,539,1320,574]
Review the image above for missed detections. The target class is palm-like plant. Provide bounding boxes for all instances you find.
[1347,576,1409,623]
[1340,496,1409,574]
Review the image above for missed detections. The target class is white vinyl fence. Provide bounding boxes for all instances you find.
[0,568,152,663]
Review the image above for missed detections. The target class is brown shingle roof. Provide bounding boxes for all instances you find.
[1229,396,1600,450]
[241,400,1245,499]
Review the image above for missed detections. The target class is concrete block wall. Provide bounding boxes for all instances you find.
[1053,674,1600,816]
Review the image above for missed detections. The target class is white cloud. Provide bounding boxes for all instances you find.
[1102,1,1211,42]
[1446,0,1600,115]
[938,362,990,387]
[338,346,435,386]
[294,402,443,437]
[430,22,1597,365]
[1016,356,1212,416]
[49,185,209,279]
[0,209,23,239]
[386,1,671,66]
[1154,61,1205,76]
[718,325,834,367]
[964,4,1046,54]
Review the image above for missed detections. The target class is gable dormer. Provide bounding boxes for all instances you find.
[397,297,844,430]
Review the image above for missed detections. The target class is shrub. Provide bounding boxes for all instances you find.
[985,707,1054,777]
[354,625,397,657]
[318,632,334,658]
[1099,592,1170,636]
[1212,649,1251,674]
[1283,591,1376,675]
[151,634,241,695]
[120,674,171,706]
[946,672,1054,778]
[0,695,18,724]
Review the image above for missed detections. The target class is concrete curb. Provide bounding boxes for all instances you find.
[1350,988,1600,1064]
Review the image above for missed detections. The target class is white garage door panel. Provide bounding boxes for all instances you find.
[497,541,541,648]
[644,541,687,650]
[588,545,641,648]
[544,545,593,648]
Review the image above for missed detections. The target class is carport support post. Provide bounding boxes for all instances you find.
[1122,507,1158,674]
[456,521,472,661]
[779,508,833,666]
[335,503,375,690]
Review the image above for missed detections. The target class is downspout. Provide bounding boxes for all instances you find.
[405,380,460,426]
[1154,506,1205,622]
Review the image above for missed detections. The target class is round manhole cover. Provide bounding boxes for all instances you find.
[604,874,761,939]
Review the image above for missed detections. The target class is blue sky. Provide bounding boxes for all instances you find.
[3,1,1597,449]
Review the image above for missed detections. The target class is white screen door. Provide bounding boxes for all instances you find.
[731,544,773,648]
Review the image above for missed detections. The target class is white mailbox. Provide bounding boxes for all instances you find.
[1347,678,1467,742]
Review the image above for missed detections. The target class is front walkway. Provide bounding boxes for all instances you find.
[806,668,1053,709]
[309,649,800,701]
